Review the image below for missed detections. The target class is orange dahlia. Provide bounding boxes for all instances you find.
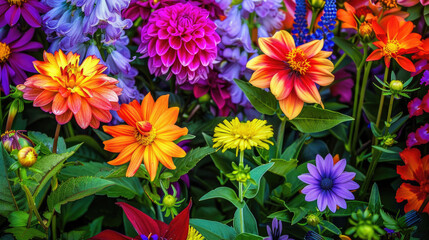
[103,93,188,180]
[20,50,121,129]
[246,30,334,120]
[366,17,422,72]
[396,148,429,214]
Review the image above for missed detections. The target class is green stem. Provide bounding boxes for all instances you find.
[52,214,57,240]
[156,204,164,222]
[66,122,75,138]
[22,184,47,230]
[386,96,395,129]
[375,67,390,129]
[276,117,287,158]
[238,150,245,234]
[309,8,320,33]
[334,53,347,70]
[52,123,61,154]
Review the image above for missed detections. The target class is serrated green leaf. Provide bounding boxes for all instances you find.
[321,220,342,235]
[234,79,277,115]
[190,219,237,240]
[290,106,353,133]
[245,163,274,199]
[200,187,243,209]
[288,206,308,225]
[47,176,114,213]
[332,37,363,65]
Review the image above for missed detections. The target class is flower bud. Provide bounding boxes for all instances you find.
[1,130,34,153]
[359,21,374,42]
[198,93,211,103]
[309,0,325,10]
[162,194,177,208]
[18,147,38,167]
[384,137,395,147]
[390,80,403,92]
[306,214,320,226]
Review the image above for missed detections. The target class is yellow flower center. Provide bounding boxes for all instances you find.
[383,40,400,57]
[7,0,27,6]
[358,21,373,37]
[0,42,11,63]
[187,226,205,240]
[135,121,157,145]
[285,48,311,75]
[379,0,397,9]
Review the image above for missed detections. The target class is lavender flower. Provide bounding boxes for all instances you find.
[298,154,360,213]
[264,218,294,240]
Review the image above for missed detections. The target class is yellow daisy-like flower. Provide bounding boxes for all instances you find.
[187,226,204,240]
[213,117,274,155]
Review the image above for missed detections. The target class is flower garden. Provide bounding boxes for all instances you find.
[0,0,429,239]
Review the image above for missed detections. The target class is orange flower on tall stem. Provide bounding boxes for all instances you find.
[396,148,429,214]
[103,93,188,180]
[366,17,422,72]
[20,50,122,129]
[246,30,334,120]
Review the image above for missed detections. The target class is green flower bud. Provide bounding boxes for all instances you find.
[309,0,325,10]
[389,80,403,92]
[18,147,38,167]
[384,137,395,147]
[198,93,211,103]
[306,214,320,227]
[162,195,177,208]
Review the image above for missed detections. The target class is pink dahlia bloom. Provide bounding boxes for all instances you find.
[138,2,221,85]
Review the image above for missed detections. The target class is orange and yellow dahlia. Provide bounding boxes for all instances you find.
[246,30,334,120]
[396,148,429,214]
[20,50,122,129]
[103,93,188,180]
[366,17,422,72]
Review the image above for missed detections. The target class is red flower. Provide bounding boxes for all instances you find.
[90,201,191,240]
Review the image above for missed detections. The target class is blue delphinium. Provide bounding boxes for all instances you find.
[291,0,310,45]
[311,0,337,51]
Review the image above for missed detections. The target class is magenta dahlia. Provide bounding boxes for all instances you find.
[137,2,220,85]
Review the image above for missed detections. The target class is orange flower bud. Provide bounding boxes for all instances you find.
[18,147,38,167]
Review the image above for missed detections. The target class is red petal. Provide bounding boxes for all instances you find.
[165,201,192,240]
[74,98,92,129]
[89,230,132,240]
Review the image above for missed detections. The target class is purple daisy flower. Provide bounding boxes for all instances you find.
[0,0,48,27]
[0,27,42,94]
[264,218,293,240]
[138,2,221,85]
[298,154,360,213]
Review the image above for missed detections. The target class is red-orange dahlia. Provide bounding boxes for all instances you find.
[20,50,122,129]
[246,30,334,119]
[366,17,422,72]
[396,148,429,214]
[103,93,188,180]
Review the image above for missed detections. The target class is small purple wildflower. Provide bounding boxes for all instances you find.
[264,218,293,240]
[421,70,429,86]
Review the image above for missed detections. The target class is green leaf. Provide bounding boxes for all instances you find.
[65,135,108,158]
[200,187,244,209]
[290,106,353,133]
[369,183,382,213]
[47,176,114,213]
[93,128,113,141]
[203,133,234,173]
[28,131,66,154]
[234,79,277,115]
[332,37,363,66]
[190,219,237,240]
[321,220,342,235]
[268,159,298,177]
[60,196,94,228]
[288,206,308,225]
[281,134,308,160]
[30,144,82,199]
[173,134,196,144]
[407,4,422,21]
[234,233,263,240]
[245,163,274,199]
[330,201,367,217]
[372,145,399,154]
[4,227,46,240]
[233,204,258,234]
[7,211,29,227]
[267,210,292,223]
[165,147,215,182]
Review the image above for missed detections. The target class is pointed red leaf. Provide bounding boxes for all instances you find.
[89,230,132,240]
[164,201,192,240]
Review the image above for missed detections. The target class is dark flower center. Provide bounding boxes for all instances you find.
[320,178,333,190]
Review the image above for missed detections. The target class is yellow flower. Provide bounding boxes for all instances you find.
[187,226,204,240]
[213,117,273,155]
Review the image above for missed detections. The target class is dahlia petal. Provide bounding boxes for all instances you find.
[56,110,73,125]
[194,38,206,50]
[185,41,198,55]
[108,142,140,166]
[104,136,137,153]
[153,140,186,158]
[306,68,335,86]
[103,125,135,138]
[90,230,132,240]
[294,77,322,104]
[143,145,158,181]
[148,38,157,57]
[141,93,154,121]
[272,30,295,51]
[161,48,176,67]
[156,125,188,142]
[396,21,414,40]
[387,16,399,40]
[298,40,324,58]
[87,92,113,110]
[52,93,68,115]
[92,108,112,123]
[310,58,335,73]
[154,107,179,129]
[169,36,182,50]
[178,47,193,66]
[152,142,176,169]
[313,51,332,59]
[93,87,118,102]
[258,37,287,61]
[156,39,169,56]
[149,95,169,123]
[279,91,304,120]
[270,70,292,100]
[118,102,143,126]
[395,56,416,72]
[22,88,43,101]
[246,54,286,71]
[366,49,383,61]
[126,144,146,178]
[41,102,52,113]
[33,90,56,107]
[67,93,81,114]
[75,98,92,129]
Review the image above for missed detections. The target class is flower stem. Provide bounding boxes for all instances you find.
[52,123,61,154]
[276,117,287,158]
[375,67,390,129]
[386,96,395,128]
[22,184,48,230]
[418,194,429,213]
[238,150,245,233]
[309,8,320,33]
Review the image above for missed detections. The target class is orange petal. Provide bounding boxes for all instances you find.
[294,76,321,104]
[337,9,357,30]
[366,49,383,61]
[153,140,186,158]
[104,136,137,153]
[313,51,332,59]
[395,56,416,72]
[92,108,112,123]
[52,93,68,115]
[307,68,334,86]
[272,30,296,51]
[67,93,81,114]
[33,90,56,107]
[279,91,304,120]
[397,21,414,40]
[108,142,140,166]
[249,68,277,89]
[143,145,159,181]
[154,107,180,129]
[129,100,144,120]
[25,74,60,90]
[141,93,155,121]
[258,37,288,61]
[310,58,335,73]
[149,95,169,123]
[387,17,399,40]
[270,70,293,100]
[89,117,100,129]
[398,148,422,180]
[75,98,92,129]
[152,142,176,170]
[56,110,73,125]
[298,40,324,58]
[118,103,143,126]
[156,125,188,141]
[127,144,146,177]
[87,92,113,110]
[103,125,135,137]
[246,55,286,71]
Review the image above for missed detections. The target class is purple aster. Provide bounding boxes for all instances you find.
[189,0,230,20]
[407,98,423,117]
[406,132,419,148]
[0,27,42,94]
[415,123,429,144]
[298,154,360,213]
[138,2,220,85]
[421,70,429,86]
[0,0,48,28]
[264,218,293,240]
